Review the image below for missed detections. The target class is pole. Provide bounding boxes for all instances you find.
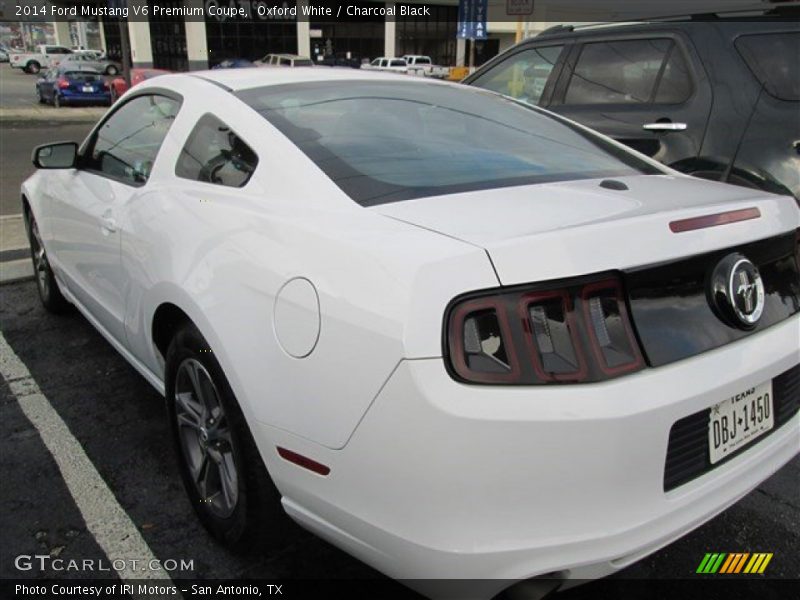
[469,39,475,70]
[516,15,523,44]
[119,19,131,89]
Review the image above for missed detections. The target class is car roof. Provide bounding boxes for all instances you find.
[172,66,430,92]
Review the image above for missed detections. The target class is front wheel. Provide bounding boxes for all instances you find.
[26,61,40,74]
[165,324,290,552]
[25,210,70,314]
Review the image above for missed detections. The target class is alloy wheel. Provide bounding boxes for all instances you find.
[174,358,239,518]
[29,218,50,299]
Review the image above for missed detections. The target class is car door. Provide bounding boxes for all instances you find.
[48,93,181,345]
[549,32,712,167]
[467,43,570,107]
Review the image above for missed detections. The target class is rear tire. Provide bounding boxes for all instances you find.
[37,88,45,104]
[105,65,118,76]
[165,323,290,553]
[26,61,40,74]
[53,94,61,108]
[24,210,70,314]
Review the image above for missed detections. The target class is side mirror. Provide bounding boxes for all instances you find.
[32,142,78,169]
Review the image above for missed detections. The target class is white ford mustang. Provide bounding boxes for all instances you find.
[21,68,799,597]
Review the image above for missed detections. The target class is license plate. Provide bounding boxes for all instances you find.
[82,85,93,93]
[709,381,773,464]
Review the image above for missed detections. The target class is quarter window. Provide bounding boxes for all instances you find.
[471,45,564,106]
[82,94,180,185]
[175,114,258,188]
[565,39,691,105]
[735,33,800,102]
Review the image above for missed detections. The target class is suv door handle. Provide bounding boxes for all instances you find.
[643,122,687,131]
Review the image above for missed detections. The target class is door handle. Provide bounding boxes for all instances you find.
[100,216,117,233]
[643,122,688,131]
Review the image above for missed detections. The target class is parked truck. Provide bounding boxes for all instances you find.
[403,55,450,78]
[10,45,74,74]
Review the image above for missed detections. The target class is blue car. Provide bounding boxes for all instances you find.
[36,66,111,108]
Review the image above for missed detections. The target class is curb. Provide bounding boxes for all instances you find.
[1,215,33,284]
[0,259,33,284]
[0,107,107,122]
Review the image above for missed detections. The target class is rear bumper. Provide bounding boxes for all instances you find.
[264,316,799,595]
[59,92,110,104]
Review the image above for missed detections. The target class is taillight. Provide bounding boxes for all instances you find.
[57,78,69,89]
[445,274,645,385]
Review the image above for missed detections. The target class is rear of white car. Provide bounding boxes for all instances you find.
[267,180,799,597]
[235,77,799,594]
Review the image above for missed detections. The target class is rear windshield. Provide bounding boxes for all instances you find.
[735,32,800,102]
[237,81,662,206]
[64,71,98,82]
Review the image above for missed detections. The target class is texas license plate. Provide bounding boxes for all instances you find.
[82,85,93,93]
[709,381,773,464]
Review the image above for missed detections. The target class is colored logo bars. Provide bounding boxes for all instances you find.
[696,552,774,574]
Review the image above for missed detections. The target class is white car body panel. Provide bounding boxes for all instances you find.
[20,67,800,595]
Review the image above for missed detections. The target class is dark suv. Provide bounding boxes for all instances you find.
[465,18,799,200]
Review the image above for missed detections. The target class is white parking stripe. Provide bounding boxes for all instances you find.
[0,331,174,586]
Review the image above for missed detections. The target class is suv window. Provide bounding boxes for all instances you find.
[735,32,799,102]
[175,114,258,187]
[565,39,691,105]
[82,94,180,185]
[391,59,406,67]
[49,47,71,54]
[471,45,564,106]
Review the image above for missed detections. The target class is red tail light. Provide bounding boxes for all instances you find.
[445,274,645,385]
[57,78,70,89]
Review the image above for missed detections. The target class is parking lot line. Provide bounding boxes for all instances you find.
[0,331,173,584]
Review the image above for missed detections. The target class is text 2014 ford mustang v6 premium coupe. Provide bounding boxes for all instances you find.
[21,68,799,597]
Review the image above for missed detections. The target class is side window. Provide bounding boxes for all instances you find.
[391,59,406,67]
[175,114,258,188]
[280,57,291,66]
[471,45,564,106]
[82,94,180,185]
[565,39,691,105]
[735,33,800,102]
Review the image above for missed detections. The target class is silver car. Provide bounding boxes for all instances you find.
[59,52,120,76]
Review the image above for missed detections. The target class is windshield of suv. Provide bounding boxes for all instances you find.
[238,80,662,205]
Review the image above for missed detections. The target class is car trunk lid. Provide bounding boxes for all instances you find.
[373,174,800,285]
